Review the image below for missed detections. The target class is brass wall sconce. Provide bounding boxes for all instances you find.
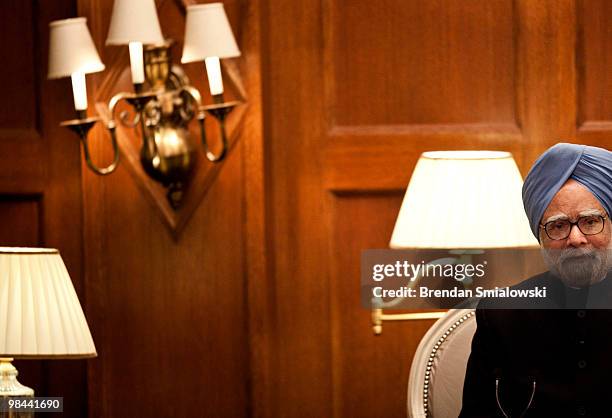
[48,1,242,208]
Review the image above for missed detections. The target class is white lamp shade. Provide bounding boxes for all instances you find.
[48,18,105,79]
[181,3,241,63]
[390,151,539,249]
[0,248,97,358]
[105,0,164,45]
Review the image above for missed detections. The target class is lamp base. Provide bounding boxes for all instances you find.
[0,359,33,397]
[0,359,34,418]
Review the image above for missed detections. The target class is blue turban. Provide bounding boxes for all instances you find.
[522,143,612,240]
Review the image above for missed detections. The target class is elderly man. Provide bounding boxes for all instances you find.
[460,143,612,417]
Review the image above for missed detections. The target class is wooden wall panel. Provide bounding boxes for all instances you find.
[262,0,332,416]
[0,0,45,193]
[0,1,38,129]
[79,1,255,417]
[329,193,432,418]
[86,145,248,418]
[323,0,527,193]
[329,0,516,126]
[262,0,523,414]
[576,0,612,149]
[578,0,612,125]
[261,1,608,418]
[4,1,612,418]
[0,1,87,418]
[0,197,42,246]
[514,0,577,167]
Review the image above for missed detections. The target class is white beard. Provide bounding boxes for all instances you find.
[541,245,612,288]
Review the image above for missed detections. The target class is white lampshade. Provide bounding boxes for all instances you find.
[48,18,105,79]
[0,247,96,358]
[390,151,539,249]
[181,3,241,63]
[105,0,164,45]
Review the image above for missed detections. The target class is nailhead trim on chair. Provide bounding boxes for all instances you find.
[422,311,475,417]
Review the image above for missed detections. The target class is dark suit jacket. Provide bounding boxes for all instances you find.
[460,271,612,418]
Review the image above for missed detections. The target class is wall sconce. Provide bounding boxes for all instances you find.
[47,1,242,208]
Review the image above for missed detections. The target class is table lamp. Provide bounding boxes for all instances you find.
[373,151,538,333]
[0,247,96,397]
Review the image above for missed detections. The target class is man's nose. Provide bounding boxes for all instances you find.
[567,224,589,247]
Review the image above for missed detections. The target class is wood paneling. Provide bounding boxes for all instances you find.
[79,1,255,417]
[575,0,612,149]
[262,0,333,415]
[578,0,612,125]
[514,0,577,167]
[260,1,608,418]
[330,193,430,418]
[0,0,45,193]
[322,0,529,193]
[329,0,516,127]
[0,1,86,418]
[5,1,612,417]
[0,1,38,129]
[0,197,42,246]
[240,1,274,417]
[85,145,248,417]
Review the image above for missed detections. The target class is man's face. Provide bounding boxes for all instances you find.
[540,179,611,287]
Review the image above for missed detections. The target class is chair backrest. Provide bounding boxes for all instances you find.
[407,309,476,418]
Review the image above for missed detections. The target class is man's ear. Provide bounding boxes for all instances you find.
[606,217,612,248]
[538,226,546,244]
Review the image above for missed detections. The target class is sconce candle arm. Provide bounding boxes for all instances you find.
[195,110,225,162]
[60,116,120,176]
[179,86,231,163]
[82,122,120,175]
[207,116,228,162]
[200,101,241,163]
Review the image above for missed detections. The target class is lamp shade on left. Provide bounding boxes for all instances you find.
[48,17,105,79]
[0,247,96,358]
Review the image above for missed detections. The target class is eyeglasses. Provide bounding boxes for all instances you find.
[540,215,608,240]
